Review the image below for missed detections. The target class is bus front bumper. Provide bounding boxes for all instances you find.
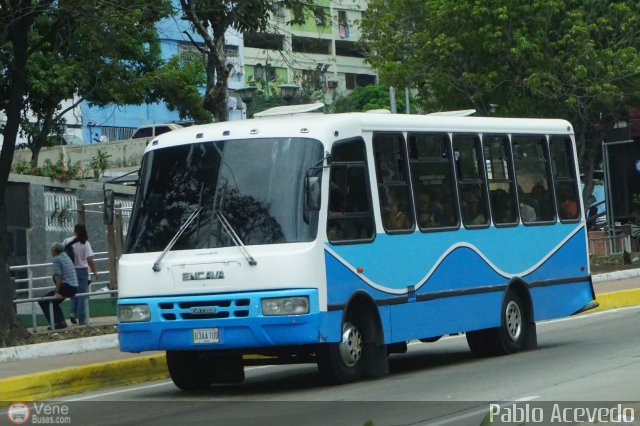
[117,289,332,352]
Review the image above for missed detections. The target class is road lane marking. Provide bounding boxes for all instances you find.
[62,365,275,401]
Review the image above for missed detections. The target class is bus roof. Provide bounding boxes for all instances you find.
[146,112,574,152]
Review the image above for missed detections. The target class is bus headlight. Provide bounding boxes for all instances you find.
[261,297,309,316]
[118,304,151,322]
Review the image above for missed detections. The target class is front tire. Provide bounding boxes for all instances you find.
[166,351,245,390]
[166,350,215,391]
[317,321,364,384]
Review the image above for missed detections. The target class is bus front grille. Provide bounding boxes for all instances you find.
[158,298,251,321]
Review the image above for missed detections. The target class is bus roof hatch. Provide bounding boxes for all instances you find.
[254,103,325,118]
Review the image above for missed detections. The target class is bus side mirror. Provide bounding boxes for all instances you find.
[303,174,321,224]
[103,189,114,225]
[304,175,321,212]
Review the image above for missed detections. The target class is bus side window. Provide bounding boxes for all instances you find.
[512,135,557,224]
[327,138,375,243]
[550,136,581,221]
[453,134,490,228]
[484,134,518,226]
[408,132,459,229]
[374,133,414,232]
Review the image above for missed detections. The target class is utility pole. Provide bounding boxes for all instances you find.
[389,86,397,113]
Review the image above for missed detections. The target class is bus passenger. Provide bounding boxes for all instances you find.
[462,192,486,225]
[417,192,443,227]
[558,183,578,220]
[517,185,538,222]
[385,192,410,230]
[490,189,512,224]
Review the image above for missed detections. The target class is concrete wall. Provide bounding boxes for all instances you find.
[9,174,136,288]
[12,138,148,172]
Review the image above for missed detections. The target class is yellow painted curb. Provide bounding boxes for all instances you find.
[0,354,167,402]
[593,289,640,311]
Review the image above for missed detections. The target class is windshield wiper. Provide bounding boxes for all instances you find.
[215,210,257,266]
[152,207,203,272]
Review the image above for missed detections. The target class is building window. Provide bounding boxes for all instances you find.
[243,32,284,50]
[345,73,376,90]
[178,41,204,56]
[292,36,331,54]
[338,11,350,39]
[336,40,366,58]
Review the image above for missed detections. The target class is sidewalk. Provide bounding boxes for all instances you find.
[1,269,640,402]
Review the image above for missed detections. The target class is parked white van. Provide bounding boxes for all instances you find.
[130,123,183,139]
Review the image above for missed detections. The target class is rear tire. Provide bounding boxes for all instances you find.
[317,320,364,384]
[466,289,529,357]
[497,290,527,354]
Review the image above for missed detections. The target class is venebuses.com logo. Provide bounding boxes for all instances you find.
[6,402,72,424]
[7,402,30,424]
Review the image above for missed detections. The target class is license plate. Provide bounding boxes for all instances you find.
[192,328,220,344]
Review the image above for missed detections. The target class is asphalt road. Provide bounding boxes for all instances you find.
[55,306,640,425]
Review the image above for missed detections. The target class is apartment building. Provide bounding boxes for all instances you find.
[43,0,377,144]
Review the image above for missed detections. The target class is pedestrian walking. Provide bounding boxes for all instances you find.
[39,242,78,329]
[64,224,99,325]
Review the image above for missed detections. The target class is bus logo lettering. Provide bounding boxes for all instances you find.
[182,271,225,280]
[191,307,216,314]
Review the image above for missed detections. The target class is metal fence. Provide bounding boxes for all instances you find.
[11,252,117,332]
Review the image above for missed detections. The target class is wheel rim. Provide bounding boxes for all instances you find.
[505,300,522,341]
[338,322,362,367]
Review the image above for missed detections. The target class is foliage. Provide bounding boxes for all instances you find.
[146,51,212,124]
[360,0,640,200]
[178,0,317,122]
[245,90,318,118]
[7,0,174,166]
[12,161,34,176]
[632,193,640,225]
[12,159,84,182]
[89,150,112,180]
[332,85,415,113]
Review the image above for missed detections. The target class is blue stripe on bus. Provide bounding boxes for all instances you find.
[325,223,586,297]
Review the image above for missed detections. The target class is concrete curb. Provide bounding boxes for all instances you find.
[0,335,118,363]
[2,271,640,402]
[0,354,167,402]
[592,268,640,283]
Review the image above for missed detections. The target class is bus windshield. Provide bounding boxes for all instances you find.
[125,137,324,254]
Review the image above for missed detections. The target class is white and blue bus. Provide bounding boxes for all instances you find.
[117,106,596,389]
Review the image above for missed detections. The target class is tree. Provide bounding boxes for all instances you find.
[0,0,172,346]
[178,0,316,122]
[147,51,212,124]
[17,1,176,167]
[332,84,414,113]
[361,0,640,202]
